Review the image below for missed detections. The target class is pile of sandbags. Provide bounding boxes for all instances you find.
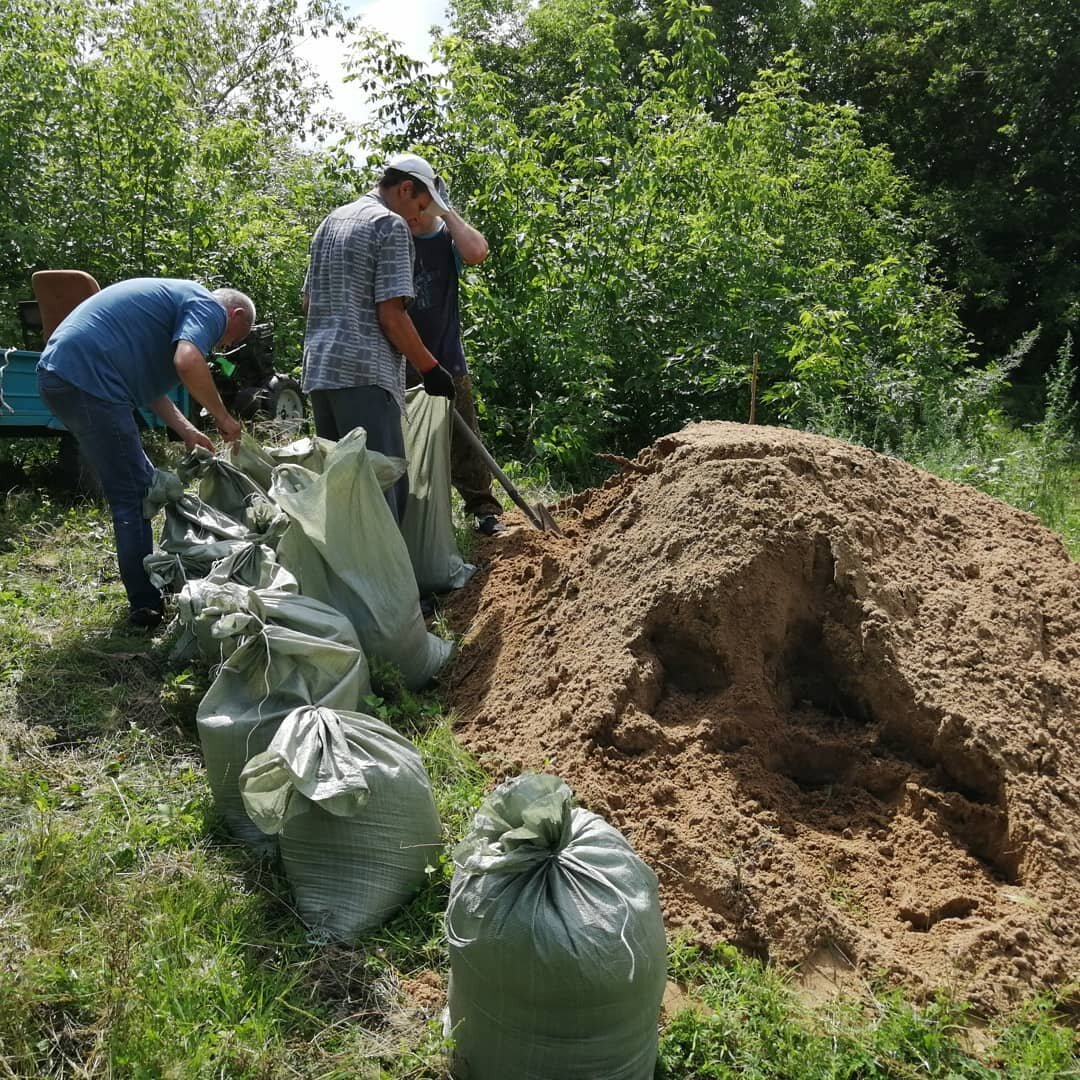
[138,427,668,1068]
[137,428,457,938]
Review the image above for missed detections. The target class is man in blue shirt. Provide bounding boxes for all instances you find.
[37,278,254,627]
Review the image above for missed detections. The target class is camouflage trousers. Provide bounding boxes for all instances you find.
[450,373,503,519]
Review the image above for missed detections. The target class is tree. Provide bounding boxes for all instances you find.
[801,0,1080,371]
[0,0,358,354]
[351,13,972,475]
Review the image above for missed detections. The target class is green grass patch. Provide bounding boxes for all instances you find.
[659,941,1078,1079]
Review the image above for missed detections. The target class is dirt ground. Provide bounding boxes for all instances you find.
[444,422,1080,1014]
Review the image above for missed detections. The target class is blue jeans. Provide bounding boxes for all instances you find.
[37,368,161,612]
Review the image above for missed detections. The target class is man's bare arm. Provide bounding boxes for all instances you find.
[442,209,489,265]
[173,340,242,442]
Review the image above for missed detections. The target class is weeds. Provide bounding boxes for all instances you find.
[812,329,1080,558]
[659,940,1078,1079]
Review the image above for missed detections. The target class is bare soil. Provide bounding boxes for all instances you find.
[444,422,1080,1013]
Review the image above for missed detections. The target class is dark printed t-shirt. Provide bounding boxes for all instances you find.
[411,224,467,377]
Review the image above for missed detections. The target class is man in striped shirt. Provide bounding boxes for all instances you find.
[301,152,456,523]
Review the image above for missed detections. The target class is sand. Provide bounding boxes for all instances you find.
[445,422,1080,1013]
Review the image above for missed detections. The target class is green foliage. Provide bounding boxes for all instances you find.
[882,331,1080,557]
[799,0,1080,368]
[0,0,358,358]
[352,24,972,477]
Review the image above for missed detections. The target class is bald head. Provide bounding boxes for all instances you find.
[212,287,256,348]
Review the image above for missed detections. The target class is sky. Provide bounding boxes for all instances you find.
[298,0,448,130]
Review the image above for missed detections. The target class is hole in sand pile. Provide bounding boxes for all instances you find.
[769,736,857,791]
[631,542,1024,885]
[649,623,733,697]
[775,617,872,725]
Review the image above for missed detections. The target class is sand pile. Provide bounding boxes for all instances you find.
[445,422,1080,1012]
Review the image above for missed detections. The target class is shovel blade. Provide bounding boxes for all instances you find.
[531,501,563,536]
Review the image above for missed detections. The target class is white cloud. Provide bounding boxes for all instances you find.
[299,0,448,130]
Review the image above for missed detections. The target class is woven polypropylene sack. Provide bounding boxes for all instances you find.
[267,436,338,474]
[179,582,358,662]
[239,706,442,939]
[178,446,270,523]
[167,545,297,664]
[229,433,277,491]
[445,773,667,1080]
[204,542,297,592]
[401,387,475,595]
[271,427,452,689]
[196,625,369,853]
[144,493,253,591]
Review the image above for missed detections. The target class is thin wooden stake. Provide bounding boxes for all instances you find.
[749,351,760,424]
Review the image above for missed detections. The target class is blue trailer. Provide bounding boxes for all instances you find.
[0,347,190,436]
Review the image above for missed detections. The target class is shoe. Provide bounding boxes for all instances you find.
[420,596,437,618]
[128,607,164,629]
[476,515,505,536]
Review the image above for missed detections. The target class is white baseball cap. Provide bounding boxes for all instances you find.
[384,152,450,214]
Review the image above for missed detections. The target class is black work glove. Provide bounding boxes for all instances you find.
[422,363,456,399]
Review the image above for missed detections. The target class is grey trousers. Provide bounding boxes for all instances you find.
[309,385,408,524]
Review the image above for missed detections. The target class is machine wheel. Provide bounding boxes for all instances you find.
[266,378,305,421]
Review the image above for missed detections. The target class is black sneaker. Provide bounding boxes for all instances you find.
[128,607,164,629]
[476,515,505,536]
[420,596,438,618]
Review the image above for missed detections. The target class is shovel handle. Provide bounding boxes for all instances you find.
[451,410,545,529]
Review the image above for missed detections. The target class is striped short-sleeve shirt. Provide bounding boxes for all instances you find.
[301,192,415,410]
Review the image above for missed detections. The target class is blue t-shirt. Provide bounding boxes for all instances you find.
[38,278,226,406]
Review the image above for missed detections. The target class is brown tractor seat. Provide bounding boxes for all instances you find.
[32,270,101,341]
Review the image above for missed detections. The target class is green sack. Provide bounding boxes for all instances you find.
[271,427,452,690]
[168,544,297,664]
[445,773,667,1080]
[178,581,357,662]
[267,435,338,474]
[204,542,297,592]
[144,493,254,591]
[143,467,185,519]
[228,433,277,491]
[196,625,369,852]
[402,387,476,595]
[239,705,443,940]
[177,446,271,523]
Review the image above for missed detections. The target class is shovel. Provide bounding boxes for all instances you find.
[452,411,562,534]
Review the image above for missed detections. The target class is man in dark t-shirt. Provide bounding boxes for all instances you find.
[406,182,504,533]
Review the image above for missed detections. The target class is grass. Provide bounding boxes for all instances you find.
[658,941,1078,1078]
[903,416,1080,558]
[0,447,1078,1078]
